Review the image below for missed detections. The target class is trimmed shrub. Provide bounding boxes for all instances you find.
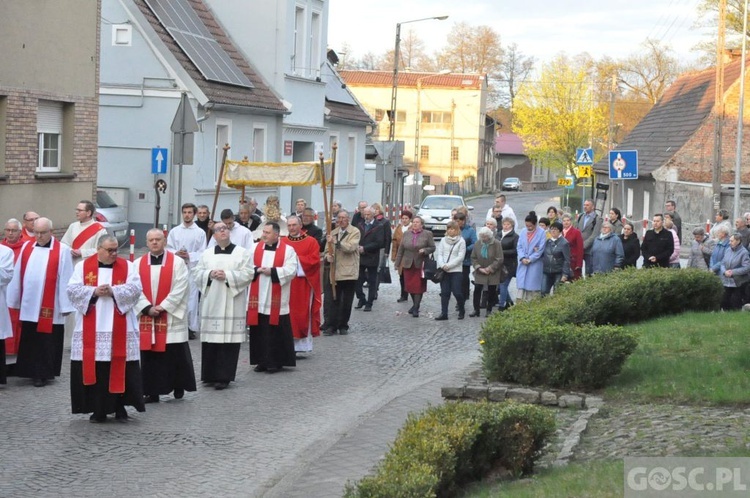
[344,401,555,498]
[480,268,722,389]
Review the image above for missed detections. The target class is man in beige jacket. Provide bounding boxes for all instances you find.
[323,210,360,336]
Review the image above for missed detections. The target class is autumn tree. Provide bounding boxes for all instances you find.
[619,39,680,104]
[497,42,534,110]
[380,29,434,72]
[436,22,502,74]
[512,54,608,176]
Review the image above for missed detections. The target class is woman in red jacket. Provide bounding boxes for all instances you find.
[561,213,584,281]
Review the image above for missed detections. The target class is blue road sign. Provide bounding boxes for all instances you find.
[565,175,575,189]
[609,150,638,180]
[152,148,168,174]
[576,147,594,165]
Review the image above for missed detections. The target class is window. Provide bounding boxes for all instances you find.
[422,175,431,185]
[451,147,459,161]
[310,11,321,77]
[215,120,230,184]
[374,109,385,122]
[252,126,266,162]
[421,111,451,124]
[347,135,356,184]
[396,110,406,123]
[420,146,429,160]
[293,6,306,75]
[37,100,63,172]
[112,24,132,46]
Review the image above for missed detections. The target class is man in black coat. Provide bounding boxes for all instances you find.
[641,213,674,268]
[354,207,387,312]
[302,207,325,252]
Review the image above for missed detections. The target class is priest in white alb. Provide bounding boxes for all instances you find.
[193,221,253,390]
[166,202,206,340]
[0,244,14,384]
[137,229,196,404]
[248,222,298,374]
[61,200,108,266]
[7,217,75,387]
[67,236,144,423]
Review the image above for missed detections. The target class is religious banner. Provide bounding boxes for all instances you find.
[224,158,333,188]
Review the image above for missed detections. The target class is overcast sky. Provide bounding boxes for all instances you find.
[328,0,713,67]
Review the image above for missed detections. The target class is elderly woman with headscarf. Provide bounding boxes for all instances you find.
[469,226,504,317]
[720,233,750,310]
[516,211,546,302]
[394,216,435,318]
[591,221,624,273]
[484,217,499,240]
[688,226,715,270]
[390,210,413,303]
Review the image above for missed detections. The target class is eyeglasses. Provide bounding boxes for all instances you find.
[4,228,19,232]
[214,227,228,232]
[75,209,87,212]
[103,248,118,254]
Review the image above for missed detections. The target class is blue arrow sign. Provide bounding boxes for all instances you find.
[152,147,168,175]
[609,150,638,180]
[576,147,594,165]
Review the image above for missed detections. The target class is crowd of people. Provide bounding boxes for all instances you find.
[3,194,749,422]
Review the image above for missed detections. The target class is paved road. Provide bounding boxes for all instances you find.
[1,191,558,497]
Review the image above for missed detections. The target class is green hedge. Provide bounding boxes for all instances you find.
[344,401,555,498]
[480,268,723,389]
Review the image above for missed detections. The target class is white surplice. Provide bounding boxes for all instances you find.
[207,224,255,252]
[61,219,108,265]
[167,222,206,331]
[135,253,189,343]
[0,245,14,339]
[252,243,298,316]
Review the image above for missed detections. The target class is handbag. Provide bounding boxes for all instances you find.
[423,257,439,282]
[428,242,456,284]
[379,264,392,284]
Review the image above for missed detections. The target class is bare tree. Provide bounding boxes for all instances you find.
[618,38,680,104]
[437,22,502,74]
[497,43,534,109]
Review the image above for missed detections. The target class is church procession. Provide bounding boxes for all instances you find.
[0,193,340,424]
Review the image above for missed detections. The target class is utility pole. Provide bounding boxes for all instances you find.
[712,0,727,211]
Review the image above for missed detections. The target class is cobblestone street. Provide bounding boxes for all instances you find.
[1,277,483,497]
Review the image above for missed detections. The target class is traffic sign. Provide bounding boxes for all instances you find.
[152,147,168,174]
[577,166,592,178]
[557,177,573,187]
[609,150,638,179]
[576,147,594,165]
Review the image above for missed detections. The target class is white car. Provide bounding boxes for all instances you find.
[95,190,129,246]
[416,195,473,239]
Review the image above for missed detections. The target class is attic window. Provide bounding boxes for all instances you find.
[112,25,132,46]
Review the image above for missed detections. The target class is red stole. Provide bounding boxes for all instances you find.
[82,256,129,393]
[1,238,26,261]
[137,252,174,352]
[20,238,60,333]
[72,222,104,250]
[247,241,286,326]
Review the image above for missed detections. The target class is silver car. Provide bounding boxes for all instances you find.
[416,194,473,240]
[95,190,129,246]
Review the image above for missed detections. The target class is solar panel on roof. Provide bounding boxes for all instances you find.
[145,0,253,89]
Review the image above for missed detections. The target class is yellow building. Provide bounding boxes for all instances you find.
[338,71,489,195]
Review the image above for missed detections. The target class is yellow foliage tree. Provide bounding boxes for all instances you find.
[512,55,609,176]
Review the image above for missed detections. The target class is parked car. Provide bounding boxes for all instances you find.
[502,177,522,191]
[416,194,474,240]
[95,190,129,246]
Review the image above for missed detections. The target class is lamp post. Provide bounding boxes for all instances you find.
[388,15,448,207]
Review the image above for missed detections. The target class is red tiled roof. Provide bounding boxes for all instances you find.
[339,70,484,89]
[135,0,286,113]
[593,56,747,177]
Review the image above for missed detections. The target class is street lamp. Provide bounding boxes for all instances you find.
[387,15,448,208]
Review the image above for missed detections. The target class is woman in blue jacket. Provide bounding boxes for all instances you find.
[515,211,546,302]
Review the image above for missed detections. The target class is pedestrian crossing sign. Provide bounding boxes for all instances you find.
[576,148,594,165]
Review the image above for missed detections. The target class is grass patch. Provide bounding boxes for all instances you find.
[462,448,750,497]
[605,311,750,406]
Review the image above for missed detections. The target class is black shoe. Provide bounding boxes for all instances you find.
[338,328,349,335]
[412,310,419,318]
[407,306,415,315]
[215,382,229,390]
[435,315,448,321]
[254,365,268,372]
[397,295,408,303]
[173,389,184,399]
[363,304,372,312]
[354,301,365,309]
[144,394,160,404]
[323,329,336,336]
[188,330,197,340]
[89,413,107,424]
[33,378,47,387]
[469,310,481,317]
[115,406,129,421]
[458,310,465,320]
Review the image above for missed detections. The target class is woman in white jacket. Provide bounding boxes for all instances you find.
[434,221,467,320]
